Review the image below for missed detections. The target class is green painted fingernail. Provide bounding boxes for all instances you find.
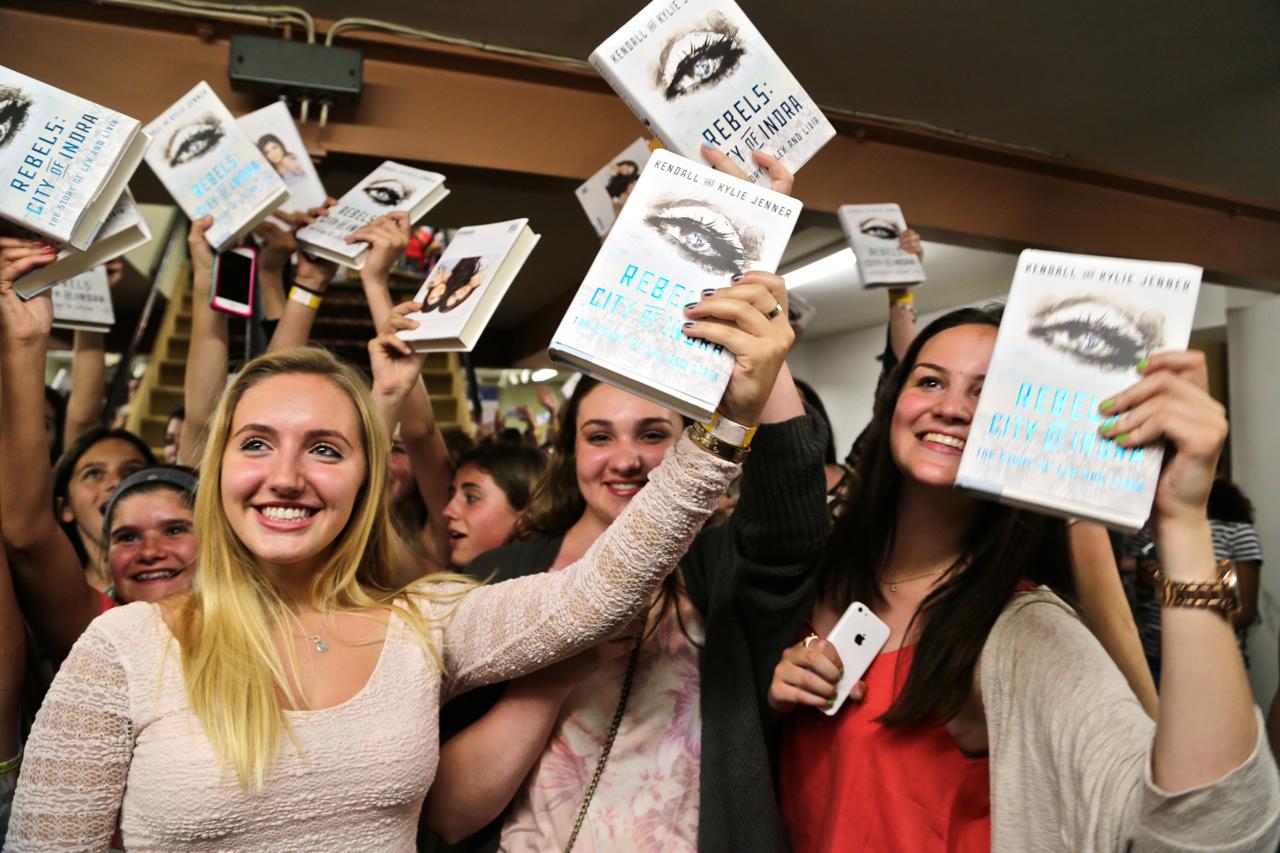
[825,698,835,708]
[1116,432,1129,443]
[1099,397,1115,412]
[1135,358,1149,371]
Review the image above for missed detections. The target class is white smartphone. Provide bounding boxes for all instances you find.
[210,246,257,317]
[821,601,891,716]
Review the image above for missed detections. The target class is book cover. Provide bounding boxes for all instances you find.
[838,203,926,287]
[589,0,835,187]
[235,101,327,214]
[0,65,149,249]
[295,160,448,269]
[955,249,1202,533]
[51,265,114,332]
[397,218,540,351]
[9,187,151,299]
[575,137,655,237]
[143,81,289,253]
[549,148,801,421]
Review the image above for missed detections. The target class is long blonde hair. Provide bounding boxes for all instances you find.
[174,347,470,789]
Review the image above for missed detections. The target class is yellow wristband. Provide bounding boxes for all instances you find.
[699,411,758,448]
[888,288,914,305]
[288,286,322,310]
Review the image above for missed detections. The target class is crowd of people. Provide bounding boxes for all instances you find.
[0,145,1276,852]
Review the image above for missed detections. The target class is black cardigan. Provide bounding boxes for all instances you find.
[432,413,830,852]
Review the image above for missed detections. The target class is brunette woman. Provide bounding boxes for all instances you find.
[768,306,1279,851]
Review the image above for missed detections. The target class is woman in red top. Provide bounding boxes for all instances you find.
[768,305,1270,850]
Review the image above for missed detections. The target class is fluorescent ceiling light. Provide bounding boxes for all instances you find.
[784,247,855,290]
[531,368,558,382]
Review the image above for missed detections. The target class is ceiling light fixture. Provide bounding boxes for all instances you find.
[784,247,856,290]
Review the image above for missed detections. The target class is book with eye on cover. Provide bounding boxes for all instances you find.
[395,218,540,351]
[143,81,289,253]
[50,265,114,333]
[576,137,656,237]
[295,160,448,269]
[548,148,801,422]
[954,249,1202,533]
[0,66,151,250]
[838,203,926,287]
[8,188,151,299]
[235,101,328,215]
[589,0,835,188]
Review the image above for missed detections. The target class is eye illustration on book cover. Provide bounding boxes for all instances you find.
[654,13,746,101]
[420,255,491,314]
[1027,295,1164,372]
[0,86,32,150]
[642,195,763,276]
[165,115,225,167]
[606,160,641,202]
[255,133,308,187]
[858,216,900,241]
[362,177,413,207]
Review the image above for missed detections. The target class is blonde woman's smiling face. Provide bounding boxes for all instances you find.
[220,373,367,574]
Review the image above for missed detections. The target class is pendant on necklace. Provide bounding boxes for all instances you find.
[307,634,329,653]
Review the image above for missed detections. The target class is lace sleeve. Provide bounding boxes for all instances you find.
[6,620,133,851]
[439,434,739,699]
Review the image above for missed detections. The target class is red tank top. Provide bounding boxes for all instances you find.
[779,644,990,852]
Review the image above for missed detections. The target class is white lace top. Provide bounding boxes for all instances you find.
[6,436,738,852]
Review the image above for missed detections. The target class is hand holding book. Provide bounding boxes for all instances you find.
[368,299,428,411]
[701,144,795,196]
[187,216,217,286]
[1098,351,1226,535]
[350,212,411,285]
[682,270,794,427]
[0,239,55,350]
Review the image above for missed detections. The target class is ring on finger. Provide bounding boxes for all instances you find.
[802,633,820,648]
[766,302,784,320]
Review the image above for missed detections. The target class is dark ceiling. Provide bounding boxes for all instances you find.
[294,0,1280,205]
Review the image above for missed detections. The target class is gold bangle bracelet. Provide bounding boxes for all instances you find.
[689,422,751,463]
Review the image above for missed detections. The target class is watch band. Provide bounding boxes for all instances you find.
[699,411,757,448]
[288,285,322,310]
[1154,558,1240,617]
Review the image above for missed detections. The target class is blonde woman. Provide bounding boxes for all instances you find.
[5,271,793,849]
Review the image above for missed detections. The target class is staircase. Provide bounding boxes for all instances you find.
[128,269,470,457]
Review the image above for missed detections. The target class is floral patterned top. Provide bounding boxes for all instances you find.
[500,595,705,852]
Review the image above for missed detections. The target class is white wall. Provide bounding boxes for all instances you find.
[1227,296,1280,709]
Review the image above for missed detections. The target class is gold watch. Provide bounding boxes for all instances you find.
[1153,558,1240,617]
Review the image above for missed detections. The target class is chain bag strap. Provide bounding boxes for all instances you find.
[563,633,644,853]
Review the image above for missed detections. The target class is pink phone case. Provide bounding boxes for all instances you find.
[210,247,256,317]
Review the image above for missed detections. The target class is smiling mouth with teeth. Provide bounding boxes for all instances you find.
[922,432,966,451]
[131,569,184,582]
[258,505,317,523]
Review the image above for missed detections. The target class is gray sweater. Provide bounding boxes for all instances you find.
[983,590,1279,851]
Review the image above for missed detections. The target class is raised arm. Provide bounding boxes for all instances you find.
[0,240,100,659]
[62,257,122,446]
[886,229,924,361]
[0,547,24,769]
[1068,521,1158,717]
[178,216,227,467]
[6,619,134,850]
[265,202,338,354]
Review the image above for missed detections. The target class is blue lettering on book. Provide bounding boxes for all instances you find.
[59,113,99,159]
[977,380,1147,494]
[9,117,72,218]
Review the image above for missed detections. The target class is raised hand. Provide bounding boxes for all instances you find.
[368,299,427,407]
[186,215,216,282]
[252,216,298,276]
[0,238,56,347]
[350,212,410,283]
[700,143,795,196]
[1099,351,1227,529]
[899,227,924,262]
[682,270,794,426]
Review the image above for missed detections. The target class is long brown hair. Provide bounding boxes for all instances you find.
[518,378,696,640]
[818,306,1072,726]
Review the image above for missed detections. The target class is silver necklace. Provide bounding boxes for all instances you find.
[883,567,945,593]
[297,633,329,653]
